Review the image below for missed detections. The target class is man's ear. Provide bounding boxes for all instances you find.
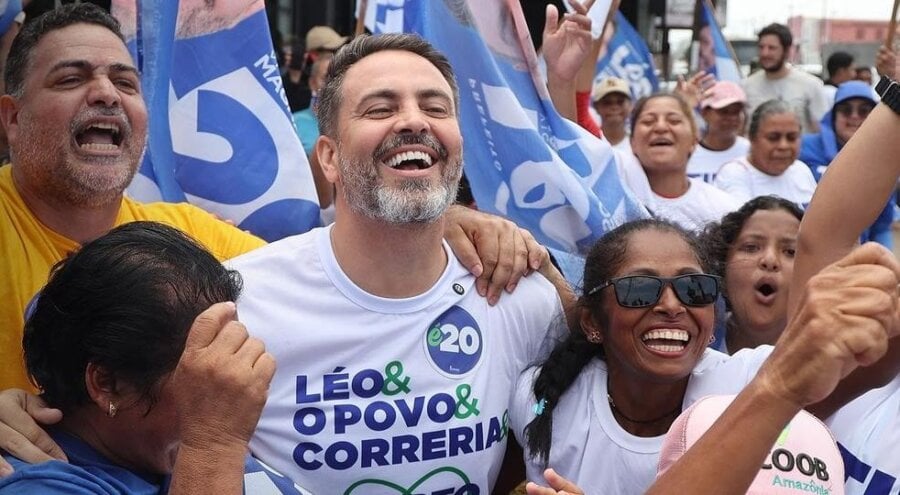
[580,307,604,345]
[0,94,21,145]
[315,135,340,185]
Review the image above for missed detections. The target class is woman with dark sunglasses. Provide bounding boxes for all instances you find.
[509,218,756,494]
[509,210,898,494]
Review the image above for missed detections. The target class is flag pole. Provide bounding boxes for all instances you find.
[690,0,702,72]
[704,0,742,73]
[597,0,621,46]
[887,0,900,49]
[354,0,368,37]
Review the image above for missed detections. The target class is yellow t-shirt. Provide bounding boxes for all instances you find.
[0,166,266,391]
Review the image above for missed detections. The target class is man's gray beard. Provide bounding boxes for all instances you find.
[339,157,461,224]
[374,178,458,223]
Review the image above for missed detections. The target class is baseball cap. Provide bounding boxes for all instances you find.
[658,395,844,495]
[592,77,631,102]
[700,81,747,109]
[305,26,348,52]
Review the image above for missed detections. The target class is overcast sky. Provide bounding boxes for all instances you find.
[723,0,897,37]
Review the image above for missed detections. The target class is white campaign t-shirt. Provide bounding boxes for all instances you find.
[826,376,900,495]
[686,136,750,183]
[510,347,771,495]
[643,178,743,232]
[713,157,817,208]
[229,225,565,495]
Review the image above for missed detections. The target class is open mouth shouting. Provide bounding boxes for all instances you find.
[640,328,690,354]
[753,277,780,305]
[74,118,126,154]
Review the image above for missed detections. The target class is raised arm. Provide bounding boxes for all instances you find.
[790,103,900,312]
[168,303,275,495]
[648,243,900,494]
[543,1,594,122]
[787,101,900,417]
[527,244,900,495]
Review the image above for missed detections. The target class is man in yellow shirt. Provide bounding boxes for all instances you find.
[0,4,539,392]
[0,5,268,391]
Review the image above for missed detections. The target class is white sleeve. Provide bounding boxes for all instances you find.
[685,346,773,407]
[505,274,568,371]
[509,367,540,446]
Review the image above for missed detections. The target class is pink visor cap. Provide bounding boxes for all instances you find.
[657,395,845,495]
[700,81,747,109]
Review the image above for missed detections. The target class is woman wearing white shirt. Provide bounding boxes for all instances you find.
[714,100,817,208]
[628,93,742,232]
[686,81,751,183]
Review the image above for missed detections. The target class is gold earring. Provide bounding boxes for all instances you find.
[107,402,117,418]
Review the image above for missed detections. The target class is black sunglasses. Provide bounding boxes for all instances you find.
[588,274,721,308]
[835,102,875,119]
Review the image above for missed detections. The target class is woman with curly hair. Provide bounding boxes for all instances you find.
[700,196,803,354]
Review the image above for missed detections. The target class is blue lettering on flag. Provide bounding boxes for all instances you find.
[119,6,320,241]
[596,12,659,101]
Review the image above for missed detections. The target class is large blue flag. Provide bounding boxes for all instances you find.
[363,0,647,254]
[696,0,741,82]
[113,0,320,242]
[596,11,659,101]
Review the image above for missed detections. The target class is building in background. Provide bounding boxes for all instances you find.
[788,16,897,70]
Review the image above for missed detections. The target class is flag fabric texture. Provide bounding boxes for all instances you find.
[114,1,320,242]
[0,0,21,37]
[696,0,742,82]
[595,11,659,101]
[362,0,647,254]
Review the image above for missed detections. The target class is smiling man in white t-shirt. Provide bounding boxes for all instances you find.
[227,34,568,495]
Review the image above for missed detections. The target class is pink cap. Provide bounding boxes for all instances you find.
[658,395,844,495]
[700,81,747,109]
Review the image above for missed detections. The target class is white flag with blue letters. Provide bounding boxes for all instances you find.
[114,0,321,242]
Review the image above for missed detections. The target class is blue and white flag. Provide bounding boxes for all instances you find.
[696,0,741,82]
[363,0,647,254]
[595,11,659,101]
[0,0,21,37]
[114,0,320,242]
[360,0,405,34]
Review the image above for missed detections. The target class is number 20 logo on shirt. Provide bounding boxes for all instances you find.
[424,306,483,378]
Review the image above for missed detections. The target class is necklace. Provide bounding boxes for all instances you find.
[607,393,682,425]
